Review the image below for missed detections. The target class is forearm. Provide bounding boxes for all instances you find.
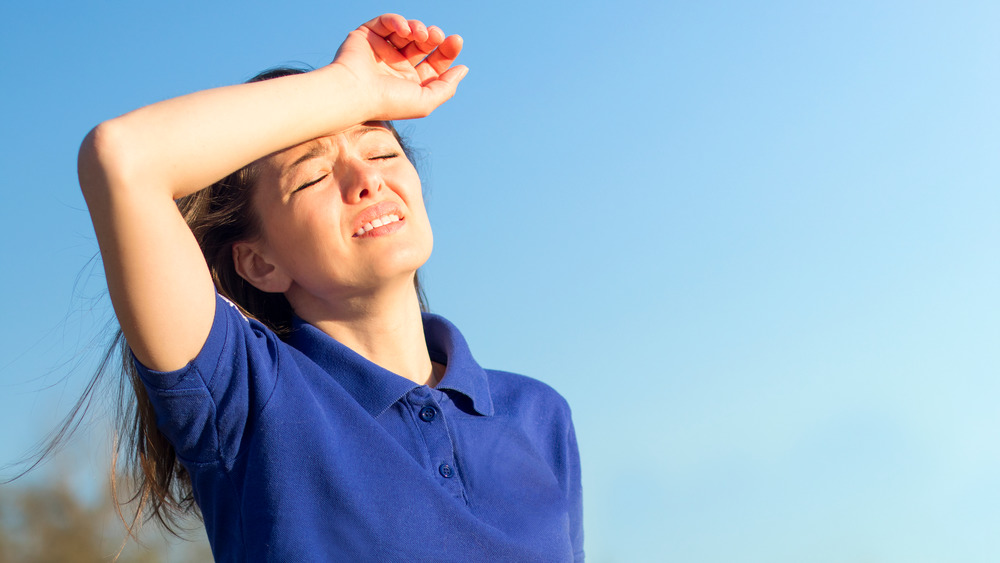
[75,13,464,370]
[81,63,368,201]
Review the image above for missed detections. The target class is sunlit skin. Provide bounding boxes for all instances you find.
[233,123,442,382]
[79,13,465,384]
[236,123,432,313]
[68,14,470,554]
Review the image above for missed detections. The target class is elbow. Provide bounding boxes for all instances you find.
[78,119,138,203]
[77,126,101,198]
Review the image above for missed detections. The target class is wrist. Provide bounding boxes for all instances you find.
[316,62,377,125]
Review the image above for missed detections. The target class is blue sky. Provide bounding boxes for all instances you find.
[2,1,999,561]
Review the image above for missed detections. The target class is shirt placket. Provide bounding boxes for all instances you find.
[406,386,468,504]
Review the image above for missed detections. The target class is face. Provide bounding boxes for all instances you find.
[242,122,432,311]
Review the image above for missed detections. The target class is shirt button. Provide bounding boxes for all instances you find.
[419,406,436,422]
[438,463,453,478]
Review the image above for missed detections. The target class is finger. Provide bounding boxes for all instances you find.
[401,41,435,68]
[415,59,437,84]
[417,34,463,77]
[425,26,445,45]
[407,19,429,43]
[360,27,407,66]
[362,13,409,38]
[420,65,469,102]
[382,64,467,120]
[385,32,411,49]
[411,27,445,57]
[391,25,442,63]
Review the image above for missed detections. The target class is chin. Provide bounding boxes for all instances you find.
[367,244,431,284]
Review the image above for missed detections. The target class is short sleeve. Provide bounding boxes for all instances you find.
[133,294,282,467]
[566,416,584,561]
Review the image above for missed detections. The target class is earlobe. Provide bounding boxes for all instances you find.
[232,241,292,293]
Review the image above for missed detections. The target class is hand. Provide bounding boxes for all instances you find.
[332,14,468,121]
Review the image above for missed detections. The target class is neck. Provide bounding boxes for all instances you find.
[288,277,439,386]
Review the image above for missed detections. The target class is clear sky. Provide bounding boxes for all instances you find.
[2,1,998,561]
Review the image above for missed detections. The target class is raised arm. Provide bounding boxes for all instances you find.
[79,14,466,371]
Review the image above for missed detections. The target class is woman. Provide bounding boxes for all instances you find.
[79,13,582,562]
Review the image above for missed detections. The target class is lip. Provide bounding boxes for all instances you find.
[351,201,406,239]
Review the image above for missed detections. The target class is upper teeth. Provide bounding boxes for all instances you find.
[356,214,400,236]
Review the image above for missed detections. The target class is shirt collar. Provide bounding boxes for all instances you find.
[286,313,494,418]
[423,313,494,417]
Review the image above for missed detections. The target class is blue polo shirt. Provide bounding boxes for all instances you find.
[136,295,583,561]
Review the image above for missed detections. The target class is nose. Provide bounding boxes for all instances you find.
[340,157,382,203]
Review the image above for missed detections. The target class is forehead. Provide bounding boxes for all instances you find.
[264,121,398,174]
[251,122,402,203]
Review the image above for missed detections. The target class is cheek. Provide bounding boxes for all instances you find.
[273,208,333,255]
[395,169,426,213]
[254,201,321,268]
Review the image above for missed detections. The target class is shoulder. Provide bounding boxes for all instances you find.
[206,293,284,361]
[485,369,568,402]
[135,293,283,391]
[485,369,573,423]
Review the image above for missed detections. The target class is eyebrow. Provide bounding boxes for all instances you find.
[281,123,390,180]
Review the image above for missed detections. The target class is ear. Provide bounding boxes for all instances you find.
[232,240,293,293]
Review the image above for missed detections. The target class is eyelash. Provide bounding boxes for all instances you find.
[293,153,400,192]
[294,174,328,192]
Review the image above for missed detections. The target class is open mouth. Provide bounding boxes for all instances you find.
[353,214,403,237]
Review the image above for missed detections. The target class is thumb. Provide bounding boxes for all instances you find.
[420,65,469,108]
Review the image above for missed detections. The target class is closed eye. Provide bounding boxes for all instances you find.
[294,174,328,193]
[370,152,400,161]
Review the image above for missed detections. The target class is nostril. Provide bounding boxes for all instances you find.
[358,188,369,199]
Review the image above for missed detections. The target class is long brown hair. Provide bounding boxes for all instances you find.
[11,66,429,543]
